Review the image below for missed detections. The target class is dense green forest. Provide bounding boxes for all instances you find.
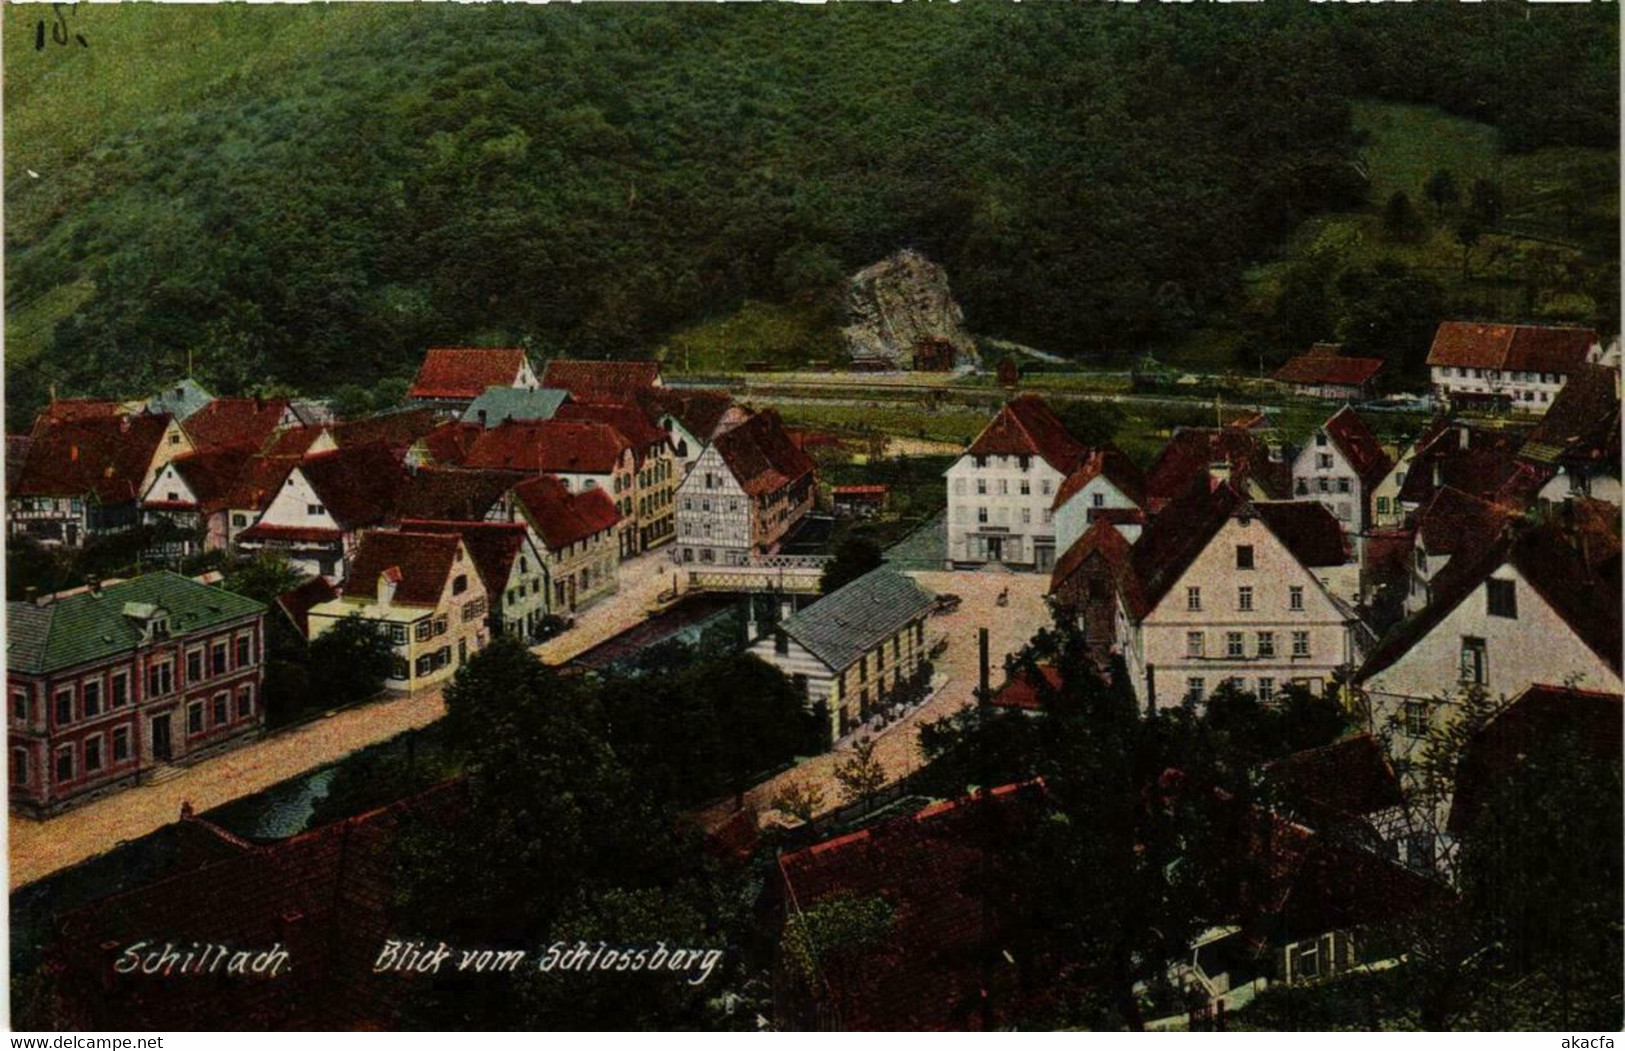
[4,2,1617,418]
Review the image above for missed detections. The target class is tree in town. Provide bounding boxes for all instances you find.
[820,535,884,595]
[219,552,307,605]
[1423,169,1460,218]
[305,612,393,708]
[833,737,888,813]
[770,778,828,826]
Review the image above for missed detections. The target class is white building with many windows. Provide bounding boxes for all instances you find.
[1426,321,1602,415]
[945,395,1084,571]
[1289,406,1392,534]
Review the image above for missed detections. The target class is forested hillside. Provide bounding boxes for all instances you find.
[4,2,1616,417]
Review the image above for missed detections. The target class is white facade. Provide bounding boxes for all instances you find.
[1430,364,1573,414]
[237,469,351,581]
[1053,475,1140,556]
[945,452,1067,570]
[674,445,754,566]
[1118,516,1365,711]
[1291,431,1364,530]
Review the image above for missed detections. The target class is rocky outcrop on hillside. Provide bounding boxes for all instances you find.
[842,250,978,369]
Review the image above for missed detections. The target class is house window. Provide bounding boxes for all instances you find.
[188,702,204,735]
[11,748,28,786]
[1041,480,1052,496]
[1289,586,1304,611]
[1186,632,1205,658]
[997,479,1008,496]
[212,641,228,675]
[390,658,409,681]
[775,630,789,656]
[1257,631,1275,658]
[1405,834,1436,871]
[11,688,26,722]
[54,688,73,726]
[1237,586,1253,612]
[82,679,101,717]
[1292,941,1321,981]
[307,503,325,516]
[1257,677,1274,702]
[416,655,434,677]
[84,736,103,773]
[434,616,449,636]
[1317,478,1330,493]
[55,747,73,785]
[977,508,988,524]
[1377,496,1391,515]
[112,726,131,762]
[236,635,253,667]
[1336,477,1351,494]
[1186,586,1201,612]
[1236,545,1254,570]
[1019,479,1031,496]
[149,661,173,696]
[1486,579,1517,619]
[1226,632,1244,658]
[792,673,809,699]
[1403,700,1429,738]
[237,685,255,719]
[1291,631,1310,658]
[1186,678,1205,704]
[111,671,128,708]
[453,574,469,596]
[1460,636,1487,685]
[187,649,205,682]
[1317,453,1333,470]
[976,479,987,495]
[1314,433,1327,447]
[1018,455,1030,471]
[232,513,249,527]
[390,624,408,645]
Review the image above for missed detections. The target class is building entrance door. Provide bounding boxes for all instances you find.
[151,714,173,762]
[986,537,1003,562]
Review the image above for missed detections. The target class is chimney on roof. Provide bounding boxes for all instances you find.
[1208,461,1232,491]
[23,586,37,604]
[378,569,398,610]
[478,409,488,428]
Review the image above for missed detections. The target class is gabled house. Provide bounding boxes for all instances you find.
[457,386,569,428]
[1098,476,1365,710]
[540,358,661,404]
[462,420,638,554]
[397,520,550,641]
[7,573,267,813]
[510,474,622,613]
[330,407,443,461]
[10,411,193,548]
[1370,415,1452,528]
[673,409,817,567]
[749,566,935,742]
[1051,444,1147,553]
[638,388,748,476]
[181,396,301,452]
[408,347,538,409]
[307,530,489,692]
[140,443,261,554]
[1289,406,1393,534]
[217,426,338,548]
[557,400,678,553]
[1048,518,1138,668]
[1403,486,1514,616]
[393,467,523,523]
[1273,343,1385,400]
[1426,321,1601,414]
[1393,421,1529,519]
[1356,516,1622,781]
[1141,424,1290,515]
[235,443,408,582]
[945,394,1085,571]
[1519,362,1622,507]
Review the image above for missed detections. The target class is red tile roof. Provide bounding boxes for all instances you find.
[1448,684,1622,836]
[638,387,736,440]
[182,397,293,452]
[555,400,670,462]
[1397,424,1529,507]
[31,398,128,425]
[966,394,1085,474]
[414,419,483,466]
[511,474,621,551]
[1049,517,1138,605]
[409,347,532,401]
[13,412,175,504]
[295,442,409,529]
[274,575,340,638]
[51,781,469,1030]
[1415,486,1513,557]
[1427,321,1599,373]
[1051,444,1146,511]
[1143,426,1290,509]
[1321,406,1393,487]
[394,467,520,521]
[330,408,442,453]
[462,420,631,475]
[396,519,530,598]
[541,358,661,403]
[146,443,259,513]
[262,425,329,459]
[990,664,1063,710]
[344,530,467,606]
[776,782,1074,1031]
[711,410,817,497]
[1264,734,1403,831]
[1274,349,1385,387]
[1521,363,1621,467]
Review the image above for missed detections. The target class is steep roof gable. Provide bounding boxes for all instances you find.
[410,347,531,401]
[396,519,531,597]
[462,420,631,475]
[343,531,465,606]
[394,467,519,521]
[1521,362,1621,467]
[14,412,175,504]
[965,394,1084,474]
[510,474,621,551]
[1052,444,1146,511]
[541,358,661,403]
[181,397,293,452]
[1321,406,1393,486]
[295,443,409,529]
[1427,321,1598,372]
[709,410,816,496]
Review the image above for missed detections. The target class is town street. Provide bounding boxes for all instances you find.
[696,568,1050,831]
[532,548,686,666]
[8,687,446,889]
